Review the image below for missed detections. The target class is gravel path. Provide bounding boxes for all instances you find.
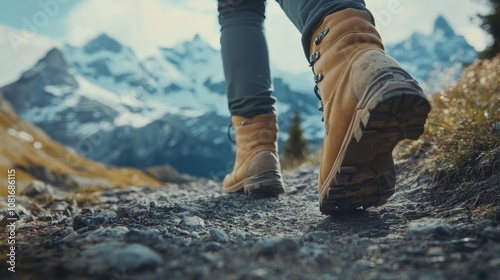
[1,161,500,280]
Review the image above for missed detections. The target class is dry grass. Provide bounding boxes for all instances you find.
[0,93,163,197]
[398,54,500,181]
[281,149,322,171]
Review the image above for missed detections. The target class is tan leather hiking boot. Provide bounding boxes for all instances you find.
[223,114,285,196]
[308,9,431,214]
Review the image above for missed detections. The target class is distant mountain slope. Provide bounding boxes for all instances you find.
[0,92,162,196]
[1,36,320,177]
[386,15,477,90]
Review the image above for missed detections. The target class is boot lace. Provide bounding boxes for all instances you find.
[309,26,329,122]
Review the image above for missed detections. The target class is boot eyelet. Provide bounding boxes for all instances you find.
[314,27,329,45]
[314,73,324,83]
[309,51,320,65]
[314,85,321,100]
[313,85,324,120]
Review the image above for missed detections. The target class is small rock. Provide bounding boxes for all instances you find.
[62,227,74,236]
[115,207,129,218]
[76,227,89,234]
[488,258,500,267]
[354,259,376,270]
[88,226,130,239]
[299,242,329,262]
[23,215,36,223]
[239,268,269,280]
[303,194,319,201]
[183,215,205,228]
[493,122,500,133]
[405,204,417,210]
[125,229,165,245]
[62,231,79,243]
[41,215,53,222]
[177,229,191,236]
[203,242,224,252]
[232,230,248,241]
[427,247,445,256]
[251,213,262,220]
[483,227,500,242]
[44,200,70,213]
[382,213,399,221]
[82,242,162,273]
[451,237,482,250]
[210,228,229,243]
[235,233,247,241]
[150,201,157,208]
[406,218,453,238]
[29,203,48,216]
[21,181,55,197]
[254,237,299,258]
[302,231,330,243]
[73,211,118,231]
[188,266,210,279]
[80,208,94,215]
[172,217,182,225]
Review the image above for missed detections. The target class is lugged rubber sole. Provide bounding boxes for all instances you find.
[320,70,431,215]
[225,170,285,197]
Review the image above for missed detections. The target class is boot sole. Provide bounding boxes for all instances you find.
[225,170,285,197]
[243,170,285,197]
[320,71,431,214]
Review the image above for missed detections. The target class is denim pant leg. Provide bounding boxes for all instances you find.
[276,0,373,59]
[218,0,276,118]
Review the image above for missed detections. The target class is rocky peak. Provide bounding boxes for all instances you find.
[433,15,455,38]
[163,34,215,57]
[84,34,123,54]
[189,34,213,50]
[20,47,78,87]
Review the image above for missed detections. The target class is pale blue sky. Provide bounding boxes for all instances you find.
[0,0,491,85]
[0,0,83,37]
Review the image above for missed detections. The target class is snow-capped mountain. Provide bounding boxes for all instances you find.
[386,15,477,91]
[1,34,320,177]
[1,15,477,178]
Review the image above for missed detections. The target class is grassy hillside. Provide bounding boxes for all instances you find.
[398,54,500,180]
[0,92,162,197]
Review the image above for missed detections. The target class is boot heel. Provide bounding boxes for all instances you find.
[243,170,285,197]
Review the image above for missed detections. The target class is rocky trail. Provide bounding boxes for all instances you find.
[1,158,500,280]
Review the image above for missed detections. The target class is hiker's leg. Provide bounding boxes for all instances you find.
[218,0,276,118]
[218,0,284,196]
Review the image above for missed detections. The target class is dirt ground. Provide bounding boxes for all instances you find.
[1,153,499,280]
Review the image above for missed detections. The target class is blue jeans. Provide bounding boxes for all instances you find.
[218,0,372,118]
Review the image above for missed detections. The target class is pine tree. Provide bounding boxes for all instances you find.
[284,111,309,163]
[478,0,500,58]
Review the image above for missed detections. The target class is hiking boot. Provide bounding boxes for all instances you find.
[223,114,285,196]
[308,9,431,214]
